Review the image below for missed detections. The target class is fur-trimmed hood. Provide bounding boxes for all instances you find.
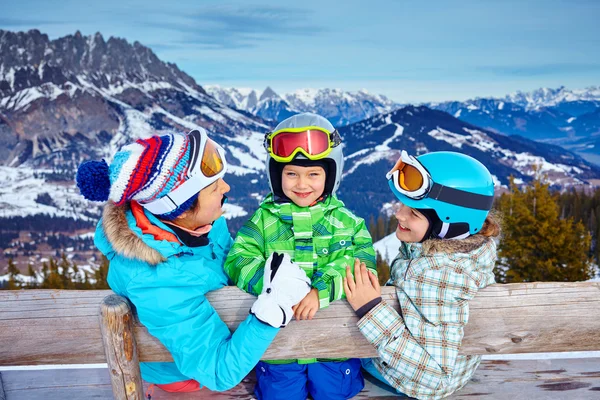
[98,202,167,265]
[420,234,490,256]
[391,233,497,284]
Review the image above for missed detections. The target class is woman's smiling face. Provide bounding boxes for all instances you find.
[394,202,430,243]
[177,178,231,229]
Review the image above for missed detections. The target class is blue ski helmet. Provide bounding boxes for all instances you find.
[388,151,495,235]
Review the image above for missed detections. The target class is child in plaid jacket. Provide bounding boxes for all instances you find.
[225,113,377,400]
[344,151,500,400]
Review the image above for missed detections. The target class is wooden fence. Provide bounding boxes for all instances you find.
[1,282,600,399]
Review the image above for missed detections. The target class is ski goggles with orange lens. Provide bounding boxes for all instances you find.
[386,150,432,200]
[264,126,342,163]
[143,129,227,215]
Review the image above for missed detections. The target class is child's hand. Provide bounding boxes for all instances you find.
[292,288,319,320]
[343,258,381,311]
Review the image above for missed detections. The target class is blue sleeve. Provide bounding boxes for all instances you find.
[127,267,278,391]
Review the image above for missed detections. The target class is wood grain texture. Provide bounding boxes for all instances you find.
[1,282,600,366]
[99,295,143,400]
[2,359,600,399]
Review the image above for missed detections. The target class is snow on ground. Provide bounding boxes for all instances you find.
[228,131,268,167]
[2,352,599,371]
[373,232,400,265]
[0,263,97,285]
[428,126,586,187]
[153,106,206,132]
[222,202,247,219]
[346,148,370,160]
[103,80,174,96]
[375,124,404,151]
[227,165,260,176]
[193,105,226,124]
[226,145,264,171]
[344,148,397,176]
[0,166,100,221]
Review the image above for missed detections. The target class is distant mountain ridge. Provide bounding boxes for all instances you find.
[204,85,402,126]
[427,86,600,161]
[503,86,600,112]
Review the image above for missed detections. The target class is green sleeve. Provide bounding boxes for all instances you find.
[312,218,377,309]
[224,210,267,296]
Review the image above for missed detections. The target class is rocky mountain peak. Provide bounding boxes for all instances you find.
[259,86,280,101]
[0,29,201,97]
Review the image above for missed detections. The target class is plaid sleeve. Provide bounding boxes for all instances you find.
[358,262,482,394]
[358,300,449,391]
[223,210,266,296]
[312,217,377,309]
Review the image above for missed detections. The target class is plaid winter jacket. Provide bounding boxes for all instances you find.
[225,193,377,308]
[358,235,497,400]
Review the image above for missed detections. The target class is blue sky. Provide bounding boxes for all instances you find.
[1,0,599,102]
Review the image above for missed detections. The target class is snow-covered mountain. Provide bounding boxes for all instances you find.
[337,105,600,218]
[504,86,600,113]
[205,85,402,126]
[428,87,600,162]
[429,99,568,140]
[2,29,600,241]
[0,29,274,228]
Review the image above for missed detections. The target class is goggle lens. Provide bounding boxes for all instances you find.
[399,163,424,191]
[390,158,424,192]
[271,130,331,158]
[201,139,224,177]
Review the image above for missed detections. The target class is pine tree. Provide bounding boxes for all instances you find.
[376,215,386,242]
[6,258,21,290]
[27,263,37,288]
[42,258,64,289]
[375,251,390,286]
[94,256,110,289]
[368,215,376,241]
[497,178,594,283]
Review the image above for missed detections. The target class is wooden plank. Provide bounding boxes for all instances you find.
[2,358,599,399]
[1,282,600,366]
[0,368,114,400]
[0,372,6,400]
[99,295,143,400]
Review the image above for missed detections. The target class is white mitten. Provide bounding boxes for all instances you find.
[251,252,311,328]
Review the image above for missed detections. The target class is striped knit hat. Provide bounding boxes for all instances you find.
[76,132,197,220]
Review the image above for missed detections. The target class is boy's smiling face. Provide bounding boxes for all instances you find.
[281,164,326,207]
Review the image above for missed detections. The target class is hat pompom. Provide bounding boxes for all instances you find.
[76,160,111,201]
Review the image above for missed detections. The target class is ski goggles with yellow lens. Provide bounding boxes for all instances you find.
[264,126,342,163]
[386,150,433,200]
[143,129,227,215]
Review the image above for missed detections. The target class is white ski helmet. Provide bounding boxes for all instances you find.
[265,112,344,199]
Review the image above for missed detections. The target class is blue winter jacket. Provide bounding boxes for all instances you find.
[94,202,278,390]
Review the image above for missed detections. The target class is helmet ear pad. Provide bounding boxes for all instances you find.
[268,157,337,200]
[416,207,471,241]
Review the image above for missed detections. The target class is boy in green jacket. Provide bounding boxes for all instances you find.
[225,112,377,400]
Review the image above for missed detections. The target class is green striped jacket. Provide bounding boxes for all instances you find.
[225,193,377,309]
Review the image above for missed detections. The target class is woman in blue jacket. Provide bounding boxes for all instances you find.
[76,128,310,393]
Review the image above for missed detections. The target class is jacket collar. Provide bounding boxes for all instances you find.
[98,202,187,265]
[260,193,344,218]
